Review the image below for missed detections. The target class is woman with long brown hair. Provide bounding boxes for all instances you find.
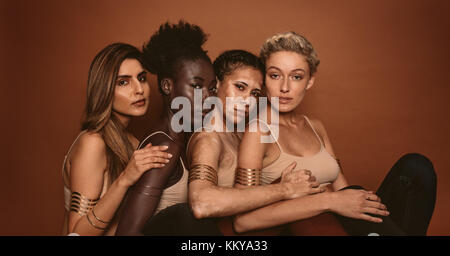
[62,43,172,235]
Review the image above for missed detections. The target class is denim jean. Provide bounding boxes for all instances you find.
[336,153,437,236]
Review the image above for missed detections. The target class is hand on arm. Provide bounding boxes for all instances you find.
[188,132,292,219]
[115,134,180,236]
[236,122,324,198]
[309,119,390,220]
[68,132,171,235]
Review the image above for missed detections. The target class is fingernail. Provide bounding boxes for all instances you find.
[165,159,170,163]
[163,146,169,149]
[168,153,173,158]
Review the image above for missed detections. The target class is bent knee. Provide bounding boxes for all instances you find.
[397,153,436,183]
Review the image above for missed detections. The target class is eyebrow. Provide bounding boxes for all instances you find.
[116,71,146,79]
[236,81,249,87]
[267,66,306,73]
[193,76,205,81]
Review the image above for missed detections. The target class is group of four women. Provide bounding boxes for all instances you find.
[62,21,437,236]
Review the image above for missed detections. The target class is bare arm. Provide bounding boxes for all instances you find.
[188,132,297,219]
[67,132,171,235]
[115,134,180,236]
[233,118,388,233]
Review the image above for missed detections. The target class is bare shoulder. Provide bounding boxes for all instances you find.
[307,117,328,137]
[73,131,107,159]
[187,131,224,168]
[140,132,181,150]
[140,132,183,163]
[306,116,336,153]
[69,131,108,180]
[188,131,222,153]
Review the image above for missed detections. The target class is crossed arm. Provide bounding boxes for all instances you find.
[232,118,390,233]
[187,132,299,219]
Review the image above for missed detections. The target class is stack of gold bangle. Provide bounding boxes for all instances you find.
[70,191,111,231]
[235,167,261,186]
[188,164,218,185]
[70,192,99,216]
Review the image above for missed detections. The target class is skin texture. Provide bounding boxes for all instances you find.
[65,58,172,235]
[233,51,390,233]
[187,66,322,220]
[215,67,262,124]
[115,58,218,236]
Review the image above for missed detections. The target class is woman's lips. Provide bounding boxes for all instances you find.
[132,99,146,107]
[279,97,293,104]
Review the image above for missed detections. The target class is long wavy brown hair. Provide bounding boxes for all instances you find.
[81,43,144,184]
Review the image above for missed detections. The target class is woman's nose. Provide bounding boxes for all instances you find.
[134,80,144,94]
[280,79,290,93]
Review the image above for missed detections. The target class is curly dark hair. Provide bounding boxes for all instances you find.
[213,49,265,82]
[142,20,211,85]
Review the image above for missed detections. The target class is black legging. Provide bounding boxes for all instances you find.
[336,153,437,236]
[142,153,437,236]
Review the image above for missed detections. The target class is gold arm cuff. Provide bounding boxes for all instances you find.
[188,164,218,185]
[235,167,261,186]
[70,191,99,216]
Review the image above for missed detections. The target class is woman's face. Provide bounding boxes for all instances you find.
[265,51,315,113]
[112,58,150,119]
[216,66,263,124]
[169,58,216,122]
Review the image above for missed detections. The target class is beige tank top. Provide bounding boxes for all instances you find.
[186,110,239,188]
[256,116,341,185]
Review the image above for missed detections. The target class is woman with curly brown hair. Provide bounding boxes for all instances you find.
[115,21,217,235]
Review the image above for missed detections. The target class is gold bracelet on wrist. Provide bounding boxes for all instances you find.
[92,208,111,224]
[235,167,261,186]
[188,164,218,185]
[86,212,108,230]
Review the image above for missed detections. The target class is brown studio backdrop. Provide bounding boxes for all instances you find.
[1,0,449,235]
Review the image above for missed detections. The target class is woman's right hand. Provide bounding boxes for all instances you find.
[329,189,390,223]
[119,143,173,187]
[280,162,325,199]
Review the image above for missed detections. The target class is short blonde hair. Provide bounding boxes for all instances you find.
[260,32,320,75]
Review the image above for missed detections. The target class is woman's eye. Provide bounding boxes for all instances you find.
[191,84,202,89]
[209,86,217,93]
[269,74,280,80]
[250,90,261,97]
[235,84,245,91]
[138,76,146,82]
[117,80,128,86]
[292,75,303,80]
